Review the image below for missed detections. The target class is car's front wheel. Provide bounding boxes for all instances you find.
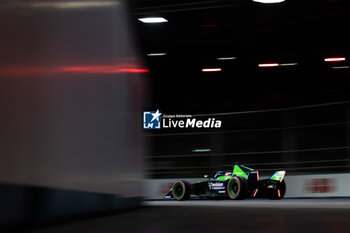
[172,180,191,200]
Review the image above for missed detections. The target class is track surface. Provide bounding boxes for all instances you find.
[27,199,350,233]
[148,199,350,209]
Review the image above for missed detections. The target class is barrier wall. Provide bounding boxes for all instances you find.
[145,173,350,199]
[0,0,146,227]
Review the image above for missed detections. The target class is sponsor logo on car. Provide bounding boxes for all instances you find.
[208,182,225,190]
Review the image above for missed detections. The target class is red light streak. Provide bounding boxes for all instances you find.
[253,189,258,197]
[60,65,149,74]
[116,68,150,73]
[0,63,149,76]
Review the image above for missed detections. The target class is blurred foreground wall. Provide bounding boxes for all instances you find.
[0,0,146,227]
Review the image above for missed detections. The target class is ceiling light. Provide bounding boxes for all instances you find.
[192,149,211,153]
[279,63,298,66]
[138,17,168,23]
[202,68,222,72]
[324,57,346,62]
[253,0,285,3]
[217,57,237,61]
[147,53,167,56]
[258,63,279,67]
[332,66,349,69]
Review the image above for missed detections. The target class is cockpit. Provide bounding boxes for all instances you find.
[213,171,232,179]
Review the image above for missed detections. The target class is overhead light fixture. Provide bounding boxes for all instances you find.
[202,68,222,72]
[138,17,168,23]
[253,0,285,3]
[147,53,167,56]
[324,57,346,62]
[217,57,237,61]
[192,149,211,153]
[279,63,298,66]
[258,63,279,67]
[332,66,349,69]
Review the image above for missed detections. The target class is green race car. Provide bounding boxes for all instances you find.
[165,164,286,200]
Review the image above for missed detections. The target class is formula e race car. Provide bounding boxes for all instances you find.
[164,164,286,200]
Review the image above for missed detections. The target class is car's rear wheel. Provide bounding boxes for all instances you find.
[267,180,286,200]
[227,176,248,200]
[172,180,191,200]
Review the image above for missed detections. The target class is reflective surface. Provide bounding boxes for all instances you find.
[27,200,350,233]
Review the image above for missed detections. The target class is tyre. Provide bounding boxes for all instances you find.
[227,176,248,200]
[267,180,286,200]
[172,180,191,200]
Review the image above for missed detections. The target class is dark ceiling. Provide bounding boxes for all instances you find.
[130,0,350,114]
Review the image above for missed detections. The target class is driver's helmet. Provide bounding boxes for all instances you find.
[225,172,232,176]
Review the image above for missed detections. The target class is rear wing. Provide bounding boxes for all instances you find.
[269,171,286,182]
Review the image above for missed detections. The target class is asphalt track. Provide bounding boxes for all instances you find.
[27,199,350,233]
[148,199,350,209]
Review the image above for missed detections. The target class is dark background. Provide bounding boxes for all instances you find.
[130,0,350,178]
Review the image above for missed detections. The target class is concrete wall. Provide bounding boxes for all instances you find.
[0,0,146,226]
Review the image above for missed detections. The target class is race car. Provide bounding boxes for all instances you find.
[164,164,286,200]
